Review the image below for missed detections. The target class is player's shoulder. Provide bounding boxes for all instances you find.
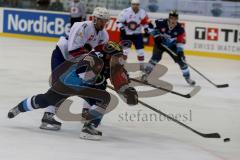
[176,22,184,28]
[82,21,93,27]
[176,22,185,31]
[101,29,109,37]
[72,21,91,29]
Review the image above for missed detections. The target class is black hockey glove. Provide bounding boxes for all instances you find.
[143,28,150,44]
[144,28,150,37]
[120,26,126,40]
[148,22,154,29]
[84,43,93,52]
[124,87,138,105]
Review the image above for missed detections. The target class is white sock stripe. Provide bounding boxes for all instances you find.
[177,43,184,49]
[26,97,34,111]
[136,49,145,57]
[182,68,189,74]
[45,105,56,114]
[90,105,98,110]
[83,101,92,109]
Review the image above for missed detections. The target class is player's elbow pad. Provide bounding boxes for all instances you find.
[111,69,129,91]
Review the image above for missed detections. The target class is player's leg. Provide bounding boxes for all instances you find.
[40,103,63,130]
[8,89,68,119]
[170,47,196,86]
[141,44,164,81]
[79,84,109,140]
[133,34,145,71]
[40,46,66,130]
[51,69,111,140]
[119,34,133,61]
[79,99,104,140]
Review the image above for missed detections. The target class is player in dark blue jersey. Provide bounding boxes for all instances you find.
[142,10,196,86]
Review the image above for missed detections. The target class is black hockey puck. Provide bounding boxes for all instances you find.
[223,138,230,142]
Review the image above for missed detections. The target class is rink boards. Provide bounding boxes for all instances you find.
[0,7,239,60]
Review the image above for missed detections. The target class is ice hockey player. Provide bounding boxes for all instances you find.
[39,7,110,131]
[8,41,138,140]
[117,0,151,71]
[141,10,196,86]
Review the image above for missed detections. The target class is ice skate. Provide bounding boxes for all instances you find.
[40,112,62,131]
[79,122,102,140]
[8,106,21,119]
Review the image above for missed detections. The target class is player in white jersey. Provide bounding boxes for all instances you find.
[117,0,151,71]
[39,7,110,131]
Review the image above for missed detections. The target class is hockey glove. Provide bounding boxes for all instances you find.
[143,28,150,44]
[144,28,150,37]
[120,27,127,40]
[123,87,138,105]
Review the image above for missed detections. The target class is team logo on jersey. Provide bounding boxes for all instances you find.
[161,28,166,32]
[127,21,139,30]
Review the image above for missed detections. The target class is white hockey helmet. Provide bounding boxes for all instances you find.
[93,7,110,20]
[131,0,140,4]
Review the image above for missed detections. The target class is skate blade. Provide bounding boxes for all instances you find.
[79,132,101,141]
[39,123,61,131]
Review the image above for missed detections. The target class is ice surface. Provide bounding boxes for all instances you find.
[0,37,239,160]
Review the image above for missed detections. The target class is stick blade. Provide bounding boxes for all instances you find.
[216,84,229,88]
[201,133,221,138]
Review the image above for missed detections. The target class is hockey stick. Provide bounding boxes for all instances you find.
[160,44,229,88]
[185,64,229,88]
[107,85,221,139]
[130,78,201,98]
[138,100,221,138]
